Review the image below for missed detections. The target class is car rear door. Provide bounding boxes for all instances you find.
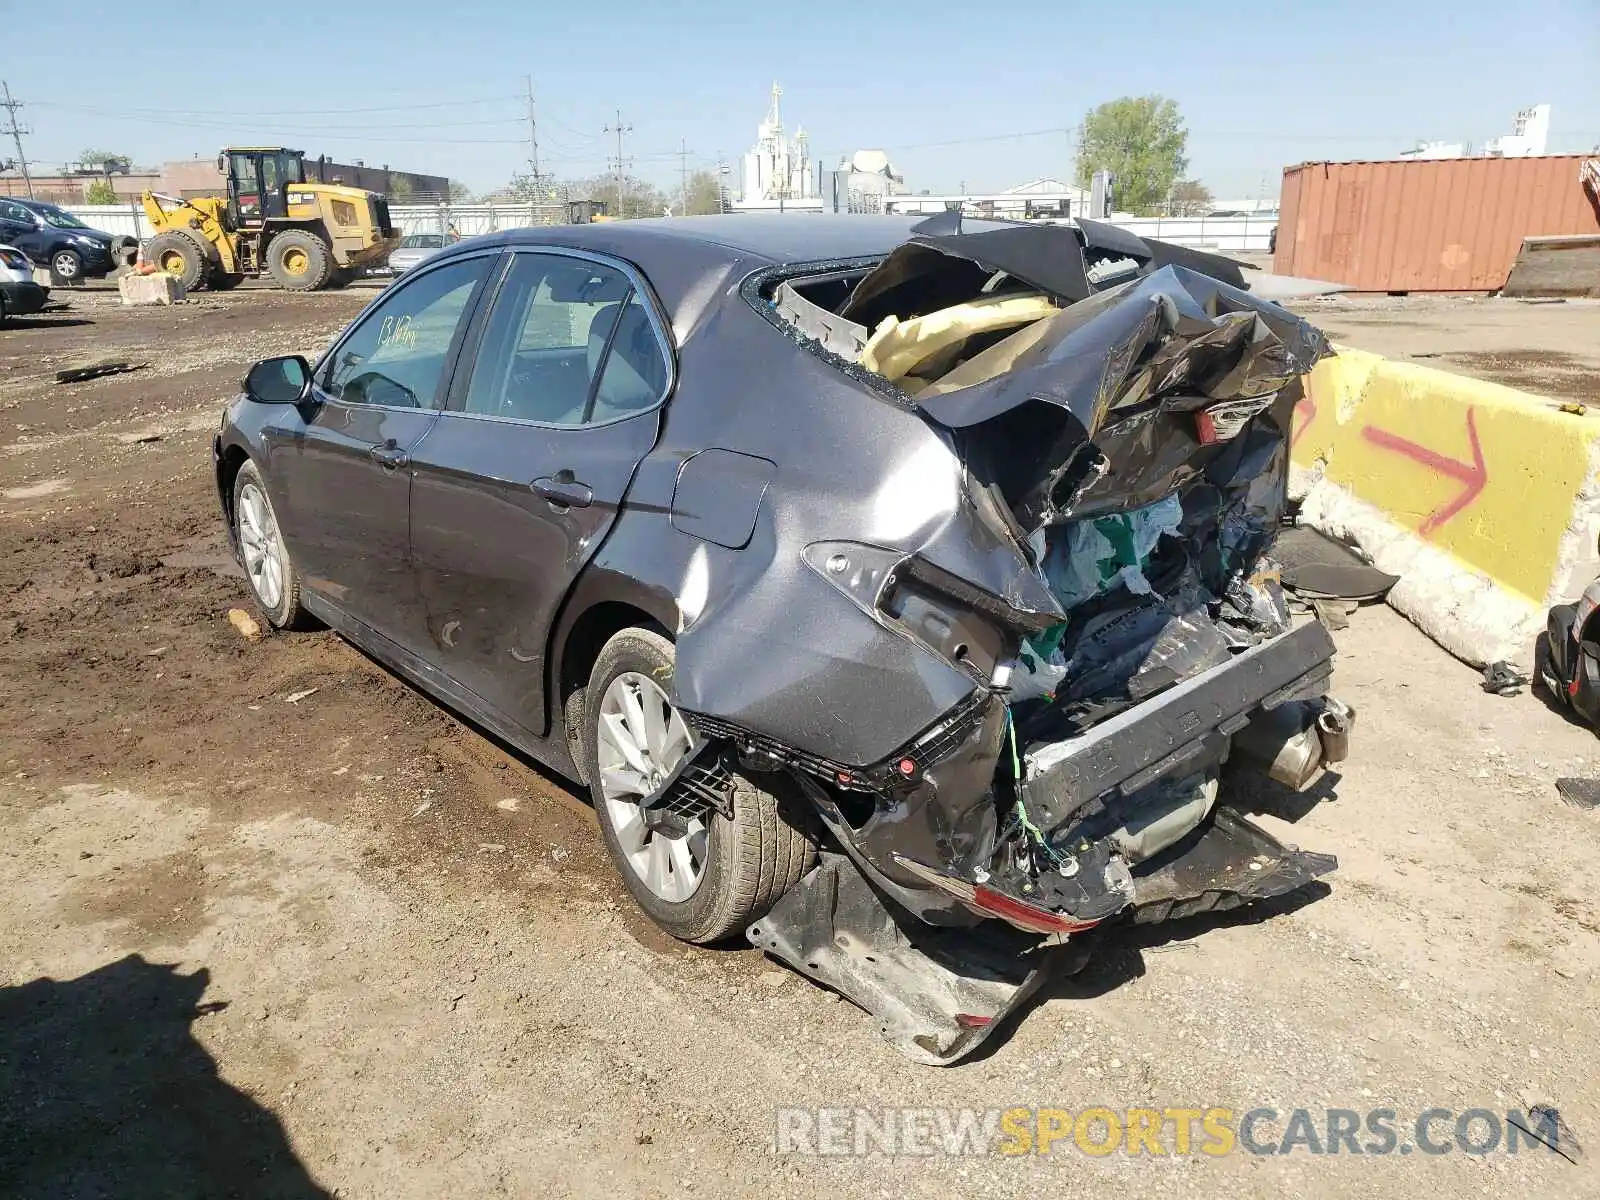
[266,250,499,657]
[407,248,673,735]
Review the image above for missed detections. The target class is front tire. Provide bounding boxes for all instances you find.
[583,628,815,943]
[50,248,82,284]
[145,231,211,292]
[266,230,333,291]
[232,460,314,630]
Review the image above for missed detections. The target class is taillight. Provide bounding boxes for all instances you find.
[891,853,1102,935]
[0,249,28,270]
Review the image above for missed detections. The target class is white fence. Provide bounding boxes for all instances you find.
[1098,215,1276,253]
[59,203,1276,255]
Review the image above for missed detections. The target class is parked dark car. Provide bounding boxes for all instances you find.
[0,197,120,281]
[216,214,1352,1063]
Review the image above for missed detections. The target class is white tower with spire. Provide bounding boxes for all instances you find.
[740,82,817,205]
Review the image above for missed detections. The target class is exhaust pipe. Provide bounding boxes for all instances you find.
[1233,697,1355,789]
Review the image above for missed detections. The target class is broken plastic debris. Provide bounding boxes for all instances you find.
[283,687,319,704]
[1554,778,1600,810]
[1481,661,1529,697]
[1011,494,1183,703]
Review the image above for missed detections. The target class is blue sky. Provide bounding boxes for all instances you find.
[5,0,1597,199]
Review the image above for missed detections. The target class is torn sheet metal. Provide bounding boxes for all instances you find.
[916,264,1329,531]
[749,853,1077,1066]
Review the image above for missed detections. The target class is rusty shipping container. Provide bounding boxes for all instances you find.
[1274,155,1600,291]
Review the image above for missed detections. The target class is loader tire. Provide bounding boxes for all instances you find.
[267,230,333,292]
[145,231,211,293]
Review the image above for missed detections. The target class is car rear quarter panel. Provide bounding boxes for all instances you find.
[579,284,998,768]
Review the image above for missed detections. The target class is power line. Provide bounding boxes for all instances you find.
[33,95,523,118]
[1,81,33,198]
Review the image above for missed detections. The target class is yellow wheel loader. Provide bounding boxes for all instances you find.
[140,148,400,292]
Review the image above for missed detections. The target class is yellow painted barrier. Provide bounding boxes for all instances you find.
[1293,350,1600,607]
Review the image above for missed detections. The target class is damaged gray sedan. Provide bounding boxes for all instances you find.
[216,213,1352,1065]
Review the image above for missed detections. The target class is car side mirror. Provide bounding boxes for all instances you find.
[243,355,312,405]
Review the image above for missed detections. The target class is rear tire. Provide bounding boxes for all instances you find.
[145,231,211,292]
[583,628,815,944]
[266,230,333,291]
[232,460,315,630]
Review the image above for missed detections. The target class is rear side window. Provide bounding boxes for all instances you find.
[321,257,489,409]
[461,253,668,425]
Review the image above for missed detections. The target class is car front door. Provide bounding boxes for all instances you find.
[0,201,42,260]
[265,250,498,657]
[407,249,672,735]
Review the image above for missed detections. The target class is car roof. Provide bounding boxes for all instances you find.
[465,213,1018,268]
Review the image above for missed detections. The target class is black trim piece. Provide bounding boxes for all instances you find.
[581,286,632,424]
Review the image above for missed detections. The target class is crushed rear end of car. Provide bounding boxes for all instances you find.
[672,217,1352,1063]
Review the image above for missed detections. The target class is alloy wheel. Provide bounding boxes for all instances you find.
[596,671,704,902]
[237,481,285,610]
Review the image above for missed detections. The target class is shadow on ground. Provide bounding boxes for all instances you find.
[0,955,330,1199]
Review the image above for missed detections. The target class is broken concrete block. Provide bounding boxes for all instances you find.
[119,273,185,306]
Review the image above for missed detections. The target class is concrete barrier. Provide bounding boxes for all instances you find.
[118,274,184,306]
[1290,348,1600,668]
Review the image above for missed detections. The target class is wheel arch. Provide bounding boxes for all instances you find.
[216,442,251,532]
[264,219,334,254]
[555,598,676,713]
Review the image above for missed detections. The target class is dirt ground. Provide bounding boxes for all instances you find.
[1289,293,1600,403]
[3,283,1600,1199]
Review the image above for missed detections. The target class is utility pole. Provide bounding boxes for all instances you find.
[603,110,632,217]
[1,82,34,199]
[678,139,691,215]
[524,75,541,195]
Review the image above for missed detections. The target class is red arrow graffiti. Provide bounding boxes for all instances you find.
[1291,394,1317,449]
[1360,407,1486,536]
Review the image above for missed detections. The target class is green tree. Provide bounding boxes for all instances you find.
[84,178,118,205]
[566,174,667,220]
[1168,178,1214,217]
[448,180,474,202]
[683,169,723,215]
[1074,97,1189,217]
[387,175,414,202]
[79,148,131,175]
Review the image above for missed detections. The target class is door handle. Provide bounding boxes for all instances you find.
[531,472,593,510]
[369,441,409,470]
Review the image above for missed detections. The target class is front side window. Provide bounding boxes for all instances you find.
[37,205,86,230]
[462,253,667,425]
[322,256,490,409]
